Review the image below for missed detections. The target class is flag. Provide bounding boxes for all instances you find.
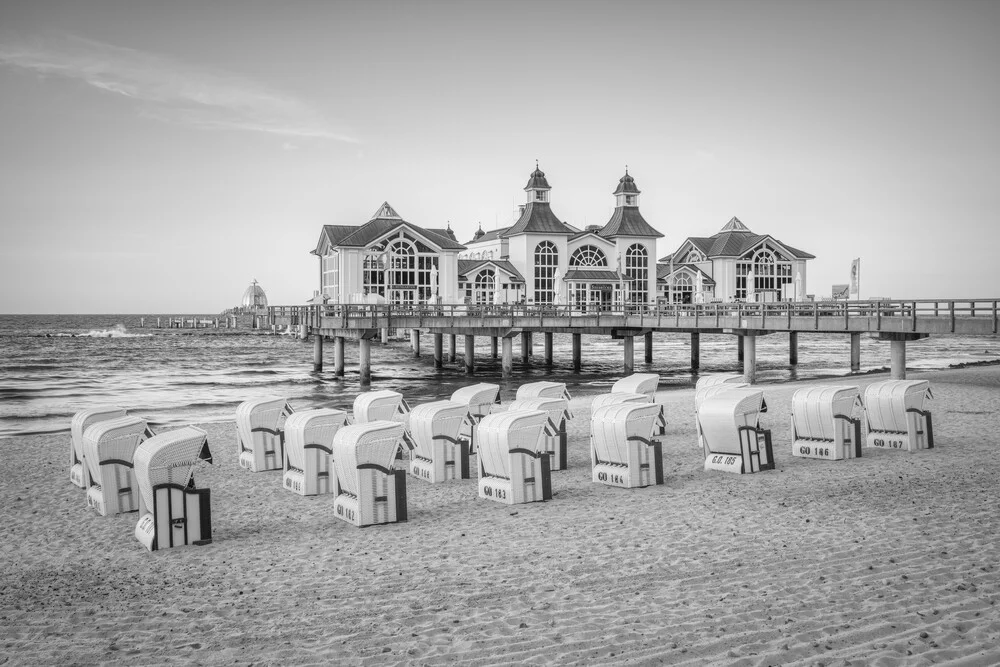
[850,258,860,296]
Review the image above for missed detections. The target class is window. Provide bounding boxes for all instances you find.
[474,269,496,304]
[362,248,386,296]
[625,243,648,304]
[625,195,636,206]
[673,273,693,304]
[534,241,558,304]
[736,247,792,300]
[535,190,548,202]
[322,250,339,299]
[570,245,607,267]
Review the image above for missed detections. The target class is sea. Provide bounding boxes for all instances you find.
[2,314,998,440]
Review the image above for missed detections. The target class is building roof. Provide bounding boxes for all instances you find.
[612,170,640,196]
[502,202,576,236]
[598,206,663,239]
[457,259,526,283]
[656,264,715,286]
[465,226,509,245]
[659,216,814,261]
[564,269,622,282]
[312,203,466,254]
[524,166,551,191]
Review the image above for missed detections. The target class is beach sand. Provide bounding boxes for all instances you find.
[2,366,999,666]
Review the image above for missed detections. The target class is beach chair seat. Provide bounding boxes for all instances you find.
[82,416,154,516]
[790,386,863,460]
[515,381,574,418]
[353,390,414,450]
[694,374,745,393]
[235,397,293,472]
[70,406,129,488]
[591,392,668,436]
[694,382,749,455]
[699,389,774,474]
[612,373,660,398]
[408,400,471,483]
[332,421,407,527]
[283,408,349,495]
[863,380,934,452]
[590,402,664,488]
[507,397,571,470]
[133,426,213,551]
[477,410,552,505]
[450,383,501,453]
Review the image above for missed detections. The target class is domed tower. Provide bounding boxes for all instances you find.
[614,168,641,208]
[241,279,268,309]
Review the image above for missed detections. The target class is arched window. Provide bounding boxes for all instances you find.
[534,241,558,304]
[625,243,648,304]
[674,273,693,304]
[688,250,704,263]
[474,269,495,305]
[737,246,792,300]
[570,245,607,267]
[363,246,386,296]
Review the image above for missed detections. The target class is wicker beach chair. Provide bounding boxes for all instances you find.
[450,383,501,453]
[698,388,774,474]
[283,408,349,496]
[790,386,863,460]
[331,421,407,527]
[235,397,293,472]
[353,390,414,450]
[408,400,471,483]
[133,426,213,551]
[507,397,571,470]
[70,406,128,489]
[515,381,574,418]
[591,391,668,436]
[476,410,552,505]
[82,415,154,516]
[694,382,749,455]
[612,373,660,398]
[694,374,745,393]
[590,402,664,488]
[863,380,934,452]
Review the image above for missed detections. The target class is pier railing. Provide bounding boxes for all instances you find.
[278,299,999,336]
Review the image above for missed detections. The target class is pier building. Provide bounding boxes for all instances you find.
[659,217,815,303]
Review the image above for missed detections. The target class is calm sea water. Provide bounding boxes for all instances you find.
[2,314,997,439]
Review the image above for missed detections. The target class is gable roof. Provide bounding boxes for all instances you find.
[656,263,716,286]
[502,202,575,237]
[660,217,814,261]
[598,207,663,239]
[457,259,526,283]
[312,205,466,255]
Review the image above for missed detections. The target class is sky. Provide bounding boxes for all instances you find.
[0,0,997,313]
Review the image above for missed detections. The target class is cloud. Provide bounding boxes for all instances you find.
[0,33,357,143]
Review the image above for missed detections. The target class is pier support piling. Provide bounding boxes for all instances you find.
[434,333,443,369]
[738,335,745,363]
[691,333,700,371]
[521,332,530,363]
[890,339,906,380]
[449,334,457,363]
[789,332,798,366]
[490,336,498,359]
[644,331,653,364]
[359,339,371,385]
[850,333,861,372]
[465,335,475,375]
[411,329,420,357]
[313,335,323,372]
[334,337,345,377]
[572,334,582,372]
[544,332,553,366]
[743,334,757,384]
[502,337,513,378]
[381,327,389,344]
[624,336,635,374]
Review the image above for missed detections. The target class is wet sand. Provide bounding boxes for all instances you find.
[2,366,999,665]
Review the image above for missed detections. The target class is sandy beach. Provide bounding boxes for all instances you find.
[2,366,999,666]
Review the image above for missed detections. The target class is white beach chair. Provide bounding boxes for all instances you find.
[591,391,668,436]
[450,383,501,453]
[408,400,471,483]
[790,386,863,460]
[515,381,574,418]
[282,408,349,496]
[353,390,414,450]
[331,421,407,527]
[694,374,745,393]
[699,388,774,474]
[235,397,293,472]
[133,426,214,552]
[612,373,660,398]
[694,382,749,455]
[507,397,571,470]
[590,402,664,488]
[70,406,128,489]
[82,415,155,516]
[863,380,934,452]
[477,410,552,505]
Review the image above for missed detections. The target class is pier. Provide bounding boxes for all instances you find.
[254,299,999,385]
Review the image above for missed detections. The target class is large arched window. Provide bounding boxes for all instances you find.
[474,269,495,305]
[737,246,792,300]
[570,245,607,267]
[534,241,558,304]
[624,243,648,304]
[674,273,693,304]
[362,244,386,296]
